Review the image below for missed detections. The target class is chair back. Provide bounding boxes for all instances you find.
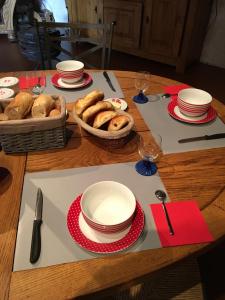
[35,21,115,70]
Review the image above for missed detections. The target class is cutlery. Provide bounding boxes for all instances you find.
[178,133,225,143]
[32,76,45,95]
[103,71,116,92]
[162,93,177,98]
[155,190,174,236]
[30,188,43,264]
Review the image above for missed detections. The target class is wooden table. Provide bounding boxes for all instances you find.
[0,70,225,300]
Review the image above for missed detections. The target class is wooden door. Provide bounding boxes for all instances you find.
[104,0,142,49]
[142,0,188,58]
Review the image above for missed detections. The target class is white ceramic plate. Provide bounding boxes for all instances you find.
[104,98,128,110]
[0,88,14,100]
[0,77,19,87]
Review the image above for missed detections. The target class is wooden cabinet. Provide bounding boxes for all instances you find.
[103,0,142,49]
[67,0,212,72]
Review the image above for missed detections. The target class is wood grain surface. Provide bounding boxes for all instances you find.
[0,70,224,300]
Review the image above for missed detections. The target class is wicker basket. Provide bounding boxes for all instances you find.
[0,95,67,154]
[73,109,135,149]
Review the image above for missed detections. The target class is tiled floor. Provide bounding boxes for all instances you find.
[1,34,225,299]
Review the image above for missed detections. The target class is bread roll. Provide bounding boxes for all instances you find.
[93,111,117,129]
[82,101,113,123]
[4,92,33,120]
[74,90,104,116]
[32,94,55,118]
[0,113,9,121]
[108,115,129,131]
[49,109,61,117]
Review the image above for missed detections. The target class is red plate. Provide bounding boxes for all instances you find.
[67,195,145,254]
[167,100,217,124]
[51,72,92,89]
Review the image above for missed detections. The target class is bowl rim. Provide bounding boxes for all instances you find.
[178,88,212,105]
[56,60,84,71]
[80,180,136,227]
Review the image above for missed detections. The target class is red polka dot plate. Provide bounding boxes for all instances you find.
[67,195,145,254]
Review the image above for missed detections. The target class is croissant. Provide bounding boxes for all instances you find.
[82,101,113,123]
[74,90,104,116]
[93,111,117,129]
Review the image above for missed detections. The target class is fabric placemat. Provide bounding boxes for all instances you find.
[150,201,213,247]
[136,95,225,154]
[13,161,167,271]
[44,71,124,102]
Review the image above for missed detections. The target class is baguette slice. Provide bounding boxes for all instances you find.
[74,90,104,117]
[32,94,55,118]
[82,101,113,123]
[93,111,117,129]
[108,115,130,131]
[4,92,33,120]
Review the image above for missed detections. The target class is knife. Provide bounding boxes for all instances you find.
[30,188,43,264]
[103,71,116,92]
[178,133,225,143]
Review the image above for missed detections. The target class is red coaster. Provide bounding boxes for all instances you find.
[150,200,214,247]
[67,195,145,253]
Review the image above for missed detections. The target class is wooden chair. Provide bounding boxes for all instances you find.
[35,21,115,70]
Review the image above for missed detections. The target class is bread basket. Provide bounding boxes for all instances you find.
[0,95,67,154]
[73,109,135,148]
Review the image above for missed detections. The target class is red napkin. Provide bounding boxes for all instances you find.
[19,76,46,89]
[150,200,214,247]
[164,84,190,101]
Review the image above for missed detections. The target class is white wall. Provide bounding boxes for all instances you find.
[200,0,225,69]
[41,0,68,22]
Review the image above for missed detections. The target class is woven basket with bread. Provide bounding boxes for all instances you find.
[72,90,134,147]
[0,92,66,153]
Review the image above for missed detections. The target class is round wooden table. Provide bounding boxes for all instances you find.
[0,70,225,300]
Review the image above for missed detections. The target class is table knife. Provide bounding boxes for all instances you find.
[178,133,225,143]
[30,188,43,264]
[103,71,116,92]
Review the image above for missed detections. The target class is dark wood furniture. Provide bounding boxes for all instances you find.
[67,0,212,72]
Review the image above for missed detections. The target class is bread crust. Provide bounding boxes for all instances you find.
[4,92,33,120]
[82,101,113,123]
[93,111,117,129]
[74,90,104,116]
[108,115,130,131]
[32,94,55,118]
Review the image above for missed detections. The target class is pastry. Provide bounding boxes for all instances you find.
[93,111,117,129]
[74,90,104,116]
[49,109,61,117]
[82,101,113,123]
[32,94,55,118]
[4,92,33,120]
[0,113,9,121]
[108,115,130,131]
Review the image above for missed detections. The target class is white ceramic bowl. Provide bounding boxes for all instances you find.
[56,60,84,84]
[80,181,136,233]
[177,88,212,117]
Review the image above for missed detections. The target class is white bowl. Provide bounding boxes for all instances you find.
[178,88,212,117]
[56,60,84,84]
[80,181,136,233]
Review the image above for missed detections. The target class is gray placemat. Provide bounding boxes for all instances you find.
[45,71,124,102]
[136,95,225,154]
[13,162,169,271]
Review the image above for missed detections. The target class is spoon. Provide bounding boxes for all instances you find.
[32,77,43,95]
[155,190,174,235]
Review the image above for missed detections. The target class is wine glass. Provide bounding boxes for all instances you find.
[133,71,150,104]
[135,133,162,176]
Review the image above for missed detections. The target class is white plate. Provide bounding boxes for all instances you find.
[79,213,130,243]
[0,77,19,87]
[0,88,14,100]
[104,98,128,110]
